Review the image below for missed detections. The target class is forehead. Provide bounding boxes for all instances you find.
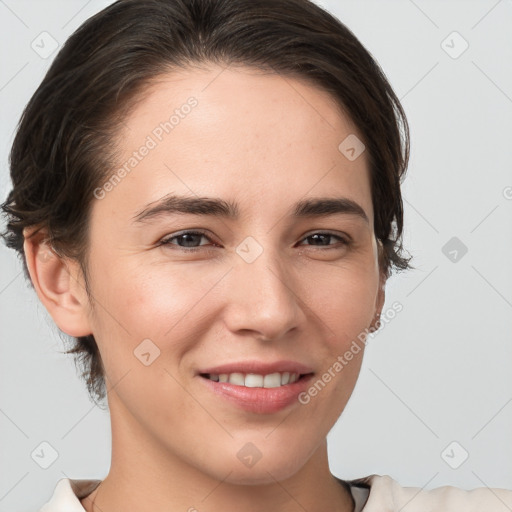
[96,65,373,226]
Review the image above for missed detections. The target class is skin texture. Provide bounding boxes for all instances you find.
[24,65,385,512]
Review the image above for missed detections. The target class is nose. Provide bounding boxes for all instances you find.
[223,246,304,342]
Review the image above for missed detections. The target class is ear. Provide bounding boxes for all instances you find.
[369,240,387,332]
[23,228,92,337]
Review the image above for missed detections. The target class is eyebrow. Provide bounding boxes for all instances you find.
[131,194,369,224]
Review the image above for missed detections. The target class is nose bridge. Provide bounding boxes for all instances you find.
[226,238,301,340]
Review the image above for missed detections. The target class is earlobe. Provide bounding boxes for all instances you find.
[369,278,386,333]
[23,228,92,337]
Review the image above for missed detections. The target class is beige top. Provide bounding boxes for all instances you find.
[39,474,512,511]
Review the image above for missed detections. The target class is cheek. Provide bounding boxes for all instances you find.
[87,259,225,370]
[91,255,199,329]
[303,259,379,338]
[120,264,227,340]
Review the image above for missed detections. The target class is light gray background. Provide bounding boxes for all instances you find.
[1,0,511,510]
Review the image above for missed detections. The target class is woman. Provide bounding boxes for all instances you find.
[1,0,510,510]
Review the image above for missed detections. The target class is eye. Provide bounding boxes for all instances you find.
[158,230,350,254]
[298,232,350,248]
[158,230,216,252]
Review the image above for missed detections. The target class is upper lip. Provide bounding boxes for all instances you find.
[198,360,314,376]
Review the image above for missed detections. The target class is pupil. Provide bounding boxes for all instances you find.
[310,234,329,246]
[181,234,199,247]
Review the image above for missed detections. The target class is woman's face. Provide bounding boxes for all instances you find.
[80,65,384,483]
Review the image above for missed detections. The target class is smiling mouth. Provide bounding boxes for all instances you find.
[199,372,313,388]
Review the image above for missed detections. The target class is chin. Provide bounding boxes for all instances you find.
[220,461,305,486]
[198,441,311,486]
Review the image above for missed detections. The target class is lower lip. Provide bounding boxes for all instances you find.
[198,374,314,414]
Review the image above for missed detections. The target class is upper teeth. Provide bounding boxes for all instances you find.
[207,372,299,388]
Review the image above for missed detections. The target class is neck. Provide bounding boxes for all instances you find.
[81,398,354,512]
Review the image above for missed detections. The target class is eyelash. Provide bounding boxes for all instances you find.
[158,230,351,253]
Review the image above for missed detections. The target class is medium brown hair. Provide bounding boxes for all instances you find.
[1,0,410,405]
